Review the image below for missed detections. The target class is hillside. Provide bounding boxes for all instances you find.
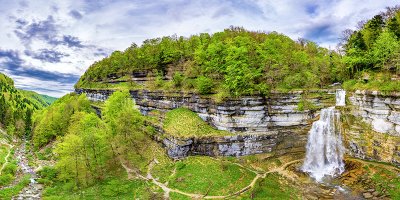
[76,27,346,97]
[342,6,400,92]
[0,73,55,136]
[19,90,57,107]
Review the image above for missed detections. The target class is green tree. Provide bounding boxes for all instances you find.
[103,90,151,164]
[55,112,110,187]
[370,30,400,69]
[196,76,213,94]
[387,15,400,38]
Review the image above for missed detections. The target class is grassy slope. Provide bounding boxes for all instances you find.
[42,178,162,200]
[19,90,57,107]
[246,172,299,199]
[0,175,31,199]
[168,157,255,196]
[163,108,232,138]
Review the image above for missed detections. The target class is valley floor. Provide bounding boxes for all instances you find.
[39,151,400,199]
[1,126,399,199]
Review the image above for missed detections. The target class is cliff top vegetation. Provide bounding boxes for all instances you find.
[76,27,346,97]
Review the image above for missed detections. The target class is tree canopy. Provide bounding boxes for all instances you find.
[0,73,52,137]
[342,6,400,76]
[76,27,346,97]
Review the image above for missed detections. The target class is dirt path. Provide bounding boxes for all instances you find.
[121,158,295,199]
[0,142,13,175]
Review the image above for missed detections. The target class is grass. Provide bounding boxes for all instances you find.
[163,108,232,138]
[343,72,400,93]
[364,164,400,199]
[243,172,299,199]
[0,146,17,187]
[42,178,163,200]
[169,192,192,200]
[0,174,31,199]
[0,145,8,166]
[153,156,256,196]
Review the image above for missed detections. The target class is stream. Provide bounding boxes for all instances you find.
[12,140,42,200]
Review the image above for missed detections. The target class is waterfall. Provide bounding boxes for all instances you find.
[302,90,346,182]
[336,89,346,106]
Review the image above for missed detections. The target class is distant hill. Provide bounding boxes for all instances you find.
[19,90,57,107]
[0,72,55,136]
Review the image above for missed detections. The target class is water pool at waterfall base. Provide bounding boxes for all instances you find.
[282,156,399,200]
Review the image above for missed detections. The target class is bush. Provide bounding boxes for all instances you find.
[38,166,58,180]
[172,72,184,87]
[155,74,165,88]
[0,174,13,186]
[297,99,318,111]
[2,163,17,175]
[196,76,213,94]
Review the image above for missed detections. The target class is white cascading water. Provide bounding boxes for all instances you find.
[336,89,346,106]
[301,90,346,182]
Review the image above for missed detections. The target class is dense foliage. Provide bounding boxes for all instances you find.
[342,6,400,92]
[20,90,57,107]
[343,7,400,74]
[76,27,345,96]
[0,73,52,137]
[33,91,158,194]
[32,93,93,148]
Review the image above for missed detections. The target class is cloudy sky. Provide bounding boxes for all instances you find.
[0,0,398,97]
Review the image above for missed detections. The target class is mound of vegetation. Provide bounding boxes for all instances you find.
[163,108,231,138]
[152,156,256,196]
[76,27,346,97]
[342,6,400,92]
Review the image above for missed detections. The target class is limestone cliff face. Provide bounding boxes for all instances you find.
[344,90,400,166]
[76,88,335,158]
[77,88,400,164]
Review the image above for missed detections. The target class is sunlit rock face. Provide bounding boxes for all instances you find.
[345,90,400,166]
[349,90,400,136]
[76,88,336,158]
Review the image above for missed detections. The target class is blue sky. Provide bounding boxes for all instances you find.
[0,0,398,97]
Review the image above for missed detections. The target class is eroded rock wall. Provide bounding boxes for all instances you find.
[345,90,400,166]
[76,88,335,158]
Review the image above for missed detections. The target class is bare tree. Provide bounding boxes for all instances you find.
[356,20,367,30]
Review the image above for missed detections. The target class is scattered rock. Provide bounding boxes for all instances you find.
[363,192,373,199]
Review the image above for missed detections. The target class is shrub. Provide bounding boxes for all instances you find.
[38,166,58,180]
[0,174,13,186]
[172,72,184,87]
[196,76,213,94]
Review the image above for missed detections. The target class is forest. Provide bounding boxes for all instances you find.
[0,73,56,138]
[342,6,400,92]
[76,27,346,97]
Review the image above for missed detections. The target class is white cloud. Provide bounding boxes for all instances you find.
[0,0,399,97]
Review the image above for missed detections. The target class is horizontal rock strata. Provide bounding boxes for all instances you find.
[77,88,335,158]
